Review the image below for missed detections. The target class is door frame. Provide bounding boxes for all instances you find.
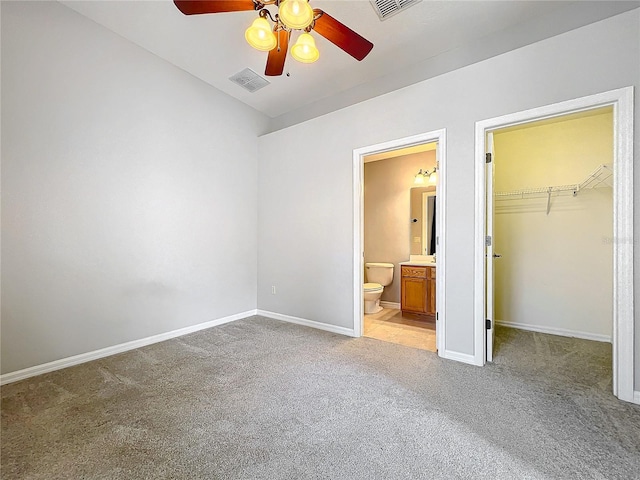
[421,191,436,256]
[485,132,495,362]
[353,129,447,355]
[473,87,635,403]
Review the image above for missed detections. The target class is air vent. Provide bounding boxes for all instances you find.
[370,0,421,21]
[229,68,270,93]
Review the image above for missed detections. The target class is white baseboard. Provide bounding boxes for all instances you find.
[0,309,257,386]
[495,320,611,343]
[380,301,401,309]
[633,391,640,405]
[441,350,480,366]
[257,309,356,337]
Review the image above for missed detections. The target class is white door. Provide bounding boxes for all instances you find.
[486,132,495,362]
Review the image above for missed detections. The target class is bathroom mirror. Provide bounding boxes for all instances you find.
[410,186,436,256]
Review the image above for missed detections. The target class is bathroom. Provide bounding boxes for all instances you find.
[362,142,438,351]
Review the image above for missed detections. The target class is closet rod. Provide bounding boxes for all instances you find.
[494,163,612,200]
[494,184,578,198]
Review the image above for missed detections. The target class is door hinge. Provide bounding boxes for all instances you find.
[436,235,439,246]
[436,312,439,321]
[486,153,492,163]
[486,319,492,330]
[485,236,492,247]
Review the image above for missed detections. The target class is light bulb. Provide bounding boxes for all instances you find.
[245,17,277,52]
[279,0,314,29]
[291,33,319,63]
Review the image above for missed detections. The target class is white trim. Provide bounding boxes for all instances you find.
[441,350,478,366]
[379,301,401,310]
[495,320,611,343]
[474,119,486,367]
[257,310,356,337]
[633,391,640,405]
[353,129,447,358]
[353,141,364,337]
[0,309,257,386]
[435,133,447,354]
[474,87,634,403]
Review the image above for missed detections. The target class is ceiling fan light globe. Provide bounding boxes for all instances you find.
[279,0,314,29]
[291,33,319,63]
[245,17,277,51]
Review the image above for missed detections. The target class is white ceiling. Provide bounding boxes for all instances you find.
[62,1,638,128]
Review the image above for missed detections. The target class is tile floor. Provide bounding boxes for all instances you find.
[364,308,436,352]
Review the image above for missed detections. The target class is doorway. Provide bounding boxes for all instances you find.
[362,143,438,351]
[474,88,634,403]
[353,130,447,355]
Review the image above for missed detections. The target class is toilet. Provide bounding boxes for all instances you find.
[364,262,394,314]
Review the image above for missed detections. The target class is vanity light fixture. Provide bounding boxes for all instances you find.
[414,167,438,185]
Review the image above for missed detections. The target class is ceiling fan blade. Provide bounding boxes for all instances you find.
[265,29,289,76]
[174,0,257,15]
[312,9,373,61]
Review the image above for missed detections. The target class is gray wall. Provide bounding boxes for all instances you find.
[1,3,638,390]
[257,10,640,383]
[1,2,267,373]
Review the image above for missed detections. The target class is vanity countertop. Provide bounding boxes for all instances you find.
[399,261,436,267]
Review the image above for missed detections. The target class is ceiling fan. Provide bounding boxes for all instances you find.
[174,0,374,76]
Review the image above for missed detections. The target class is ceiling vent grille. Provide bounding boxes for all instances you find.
[370,0,421,21]
[229,68,270,93]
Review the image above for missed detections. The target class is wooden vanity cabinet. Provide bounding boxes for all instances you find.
[401,265,436,317]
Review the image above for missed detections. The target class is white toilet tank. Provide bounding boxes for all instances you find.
[365,263,394,286]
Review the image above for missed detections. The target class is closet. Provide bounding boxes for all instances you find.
[492,107,613,342]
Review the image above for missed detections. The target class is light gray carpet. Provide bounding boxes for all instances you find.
[2,316,639,479]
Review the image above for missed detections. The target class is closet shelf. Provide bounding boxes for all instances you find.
[494,164,612,215]
[579,163,613,190]
[495,164,612,199]
[495,184,578,199]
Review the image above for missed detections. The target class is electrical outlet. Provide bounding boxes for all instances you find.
[271,286,276,295]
